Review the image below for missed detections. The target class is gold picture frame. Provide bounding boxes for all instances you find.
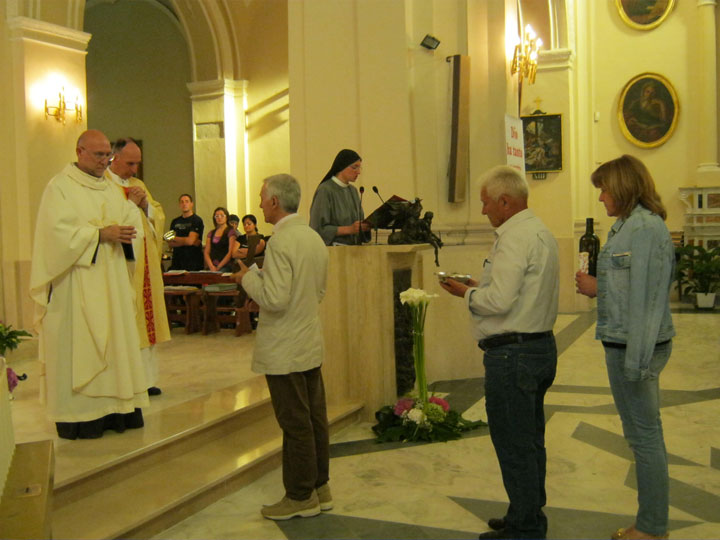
[615,0,675,31]
[618,73,679,149]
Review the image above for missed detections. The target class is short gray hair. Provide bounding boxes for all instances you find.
[264,174,301,213]
[481,165,528,201]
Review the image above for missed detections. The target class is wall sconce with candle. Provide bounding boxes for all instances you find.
[44,87,83,124]
[510,24,542,115]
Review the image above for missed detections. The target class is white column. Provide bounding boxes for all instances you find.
[187,79,248,227]
[223,80,248,217]
[696,0,720,185]
[288,0,415,214]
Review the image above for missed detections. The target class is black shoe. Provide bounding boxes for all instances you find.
[148,386,162,396]
[478,530,504,539]
[488,518,506,531]
[478,529,517,539]
[479,528,544,540]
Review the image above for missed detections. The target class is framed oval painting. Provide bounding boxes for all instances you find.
[615,0,675,30]
[618,73,679,148]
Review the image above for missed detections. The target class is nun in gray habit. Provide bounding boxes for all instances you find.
[309,149,371,245]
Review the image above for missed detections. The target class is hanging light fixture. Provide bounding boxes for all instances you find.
[511,24,542,114]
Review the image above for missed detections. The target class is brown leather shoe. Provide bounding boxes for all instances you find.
[611,525,668,539]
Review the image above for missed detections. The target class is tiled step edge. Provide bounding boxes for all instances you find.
[53,399,276,506]
[53,375,271,488]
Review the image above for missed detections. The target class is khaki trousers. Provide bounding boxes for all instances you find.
[265,366,330,500]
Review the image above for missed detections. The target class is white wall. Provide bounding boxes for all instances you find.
[583,1,709,236]
[0,14,89,327]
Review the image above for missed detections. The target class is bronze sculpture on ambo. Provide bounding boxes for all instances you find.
[365,196,443,266]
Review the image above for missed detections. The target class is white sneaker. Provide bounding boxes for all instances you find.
[260,492,321,520]
[316,483,333,511]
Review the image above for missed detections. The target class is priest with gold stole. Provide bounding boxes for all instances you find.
[106,138,171,396]
[30,130,149,439]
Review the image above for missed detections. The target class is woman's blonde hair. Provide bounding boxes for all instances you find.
[591,155,666,220]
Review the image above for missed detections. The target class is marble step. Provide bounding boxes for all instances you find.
[51,375,363,540]
[52,375,272,489]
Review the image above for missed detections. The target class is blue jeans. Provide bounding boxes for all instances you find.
[483,336,557,539]
[605,341,671,536]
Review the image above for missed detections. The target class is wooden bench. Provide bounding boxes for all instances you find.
[201,287,253,336]
[164,288,202,334]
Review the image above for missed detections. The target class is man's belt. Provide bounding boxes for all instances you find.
[478,331,553,352]
[602,339,671,350]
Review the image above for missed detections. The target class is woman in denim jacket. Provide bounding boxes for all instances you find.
[576,155,674,540]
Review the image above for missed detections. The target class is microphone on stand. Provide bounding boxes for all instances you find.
[372,185,385,204]
[359,186,367,246]
[371,186,385,245]
[355,186,365,246]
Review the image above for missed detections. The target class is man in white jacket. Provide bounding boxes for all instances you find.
[235,173,330,520]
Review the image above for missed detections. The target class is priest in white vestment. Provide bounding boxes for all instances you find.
[106,138,171,396]
[29,130,149,440]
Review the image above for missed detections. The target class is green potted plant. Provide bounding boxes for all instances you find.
[676,245,720,309]
[1,321,31,394]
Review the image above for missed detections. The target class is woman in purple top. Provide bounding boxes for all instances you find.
[203,207,236,272]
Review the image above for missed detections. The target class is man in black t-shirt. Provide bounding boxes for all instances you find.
[167,194,204,270]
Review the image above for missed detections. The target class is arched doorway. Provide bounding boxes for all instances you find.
[84,0,196,222]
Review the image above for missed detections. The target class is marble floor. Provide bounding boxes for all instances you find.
[153,307,720,540]
[7,305,720,539]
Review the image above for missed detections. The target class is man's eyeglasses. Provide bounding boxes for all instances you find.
[79,146,112,160]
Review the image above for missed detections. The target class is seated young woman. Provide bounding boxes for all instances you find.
[233,214,266,260]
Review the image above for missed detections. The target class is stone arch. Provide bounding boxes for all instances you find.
[79,0,255,231]
[167,0,262,83]
[21,0,242,81]
[170,0,241,82]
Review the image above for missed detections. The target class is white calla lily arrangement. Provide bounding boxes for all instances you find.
[372,288,485,443]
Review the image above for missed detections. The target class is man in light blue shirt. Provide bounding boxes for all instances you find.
[441,165,559,540]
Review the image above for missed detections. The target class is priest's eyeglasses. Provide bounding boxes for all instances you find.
[79,146,112,160]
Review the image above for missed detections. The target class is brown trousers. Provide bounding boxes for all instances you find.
[265,366,330,500]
